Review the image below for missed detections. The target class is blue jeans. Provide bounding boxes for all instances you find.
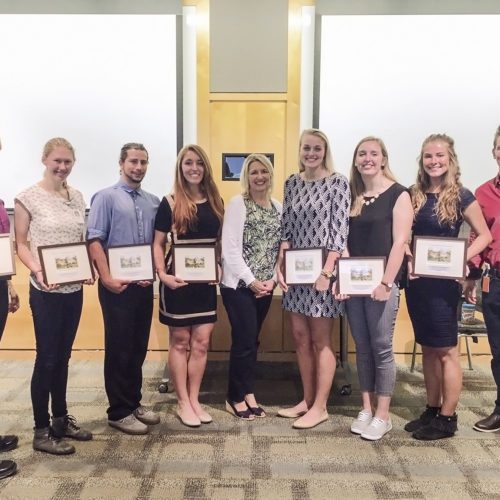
[29,285,83,428]
[345,288,399,396]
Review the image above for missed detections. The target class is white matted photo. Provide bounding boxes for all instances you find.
[172,245,217,283]
[337,257,386,296]
[38,242,94,286]
[413,236,467,279]
[284,248,325,286]
[0,233,16,277]
[107,244,155,282]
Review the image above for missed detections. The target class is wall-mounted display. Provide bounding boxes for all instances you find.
[222,153,274,181]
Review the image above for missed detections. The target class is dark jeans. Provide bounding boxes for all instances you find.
[29,285,83,429]
[0,280,7,341]
[220,287,272,403]
[482,277,500,413]
[98,280,153,421]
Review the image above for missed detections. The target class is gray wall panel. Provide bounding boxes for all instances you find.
[210,0,288,93]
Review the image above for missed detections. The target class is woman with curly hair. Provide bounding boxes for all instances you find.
[153,145,224,427]
[405,134,491,440]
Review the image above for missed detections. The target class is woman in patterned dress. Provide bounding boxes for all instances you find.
[153,145,224,427]
[277,129,351,429]
[14,138,93,455]
[220,154,282,419]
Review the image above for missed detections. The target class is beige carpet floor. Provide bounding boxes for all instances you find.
[0,358,499,499]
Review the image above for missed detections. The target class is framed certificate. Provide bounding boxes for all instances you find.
[107,244,155,282]
[336,257,386,296]
[413,236,467,280]
[0,233,16,278]
[284,247,326,285]
[38,242,94,286]
[172,245,218,283]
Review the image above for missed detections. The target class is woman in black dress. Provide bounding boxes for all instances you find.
[153,145,224,427]
[405,134,490,440]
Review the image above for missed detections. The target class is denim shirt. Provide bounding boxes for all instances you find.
[86,182,160,248]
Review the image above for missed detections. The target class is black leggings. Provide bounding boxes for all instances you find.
[221,287,272,403]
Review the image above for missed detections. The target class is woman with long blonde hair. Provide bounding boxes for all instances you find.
[343,137,412,441]
[153,145,224,427]
[405,133,491,440]
[276,129,350,429]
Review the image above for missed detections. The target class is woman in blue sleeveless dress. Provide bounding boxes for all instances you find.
[405,134,491,440]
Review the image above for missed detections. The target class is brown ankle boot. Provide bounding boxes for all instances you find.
[33,427,75,455]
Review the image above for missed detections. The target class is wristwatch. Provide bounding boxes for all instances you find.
[320,269,334,279]
[381,281,393,290]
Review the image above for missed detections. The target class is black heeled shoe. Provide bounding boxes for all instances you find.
[225,401,255,420]
[245,401,266,418]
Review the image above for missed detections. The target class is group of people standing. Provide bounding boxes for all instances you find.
[1,125,500,479]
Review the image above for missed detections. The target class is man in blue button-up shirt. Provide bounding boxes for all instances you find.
[87,143,160,435]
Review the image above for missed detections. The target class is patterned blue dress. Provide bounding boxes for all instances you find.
[281,173,351,317]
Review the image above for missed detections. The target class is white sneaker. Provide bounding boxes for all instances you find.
[361,417,392,441]
[108,414,148,435]
[350,409,373,435]
[133,406,160,425]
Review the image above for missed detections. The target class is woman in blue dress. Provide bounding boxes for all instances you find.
[405,134,491,440]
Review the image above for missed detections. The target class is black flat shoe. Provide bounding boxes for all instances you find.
[245,402,266,418]
[0,436,18,453]
[225,401,254,420]
[0,460,17,480]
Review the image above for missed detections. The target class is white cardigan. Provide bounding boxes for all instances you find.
[221,194,282,290]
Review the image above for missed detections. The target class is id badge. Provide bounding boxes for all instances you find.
[482,275,490,294]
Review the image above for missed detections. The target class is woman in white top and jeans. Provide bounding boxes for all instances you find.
[15,138,93,455]
[221,154,282,419]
